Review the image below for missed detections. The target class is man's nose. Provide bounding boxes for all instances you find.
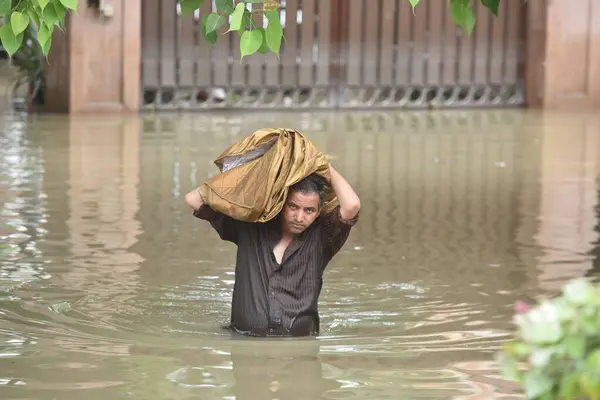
[294,211,305,221]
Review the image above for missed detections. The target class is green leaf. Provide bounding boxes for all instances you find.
[239,29,262,59]
[264,9,280,26]
[265,20,282,56]
[523,370,553,399]
[201,14,217,46]
[586,349,600,371]
[234,9,252,36]
[228,2,246,32]
[564,335,586,359]
[238,9,252,35]
[481,0,499,16]
[465,6,476,36]
[59,0,78,10]
[37,21,53,46]
[559,373,580,400]
[0,0,11,17]
[37,0,50,10]
[205,12,225,33]
[409,0,419,14]
[42,4,60,26]
[0,23,24,56]
[53,0,66,17]
[28,9,41,28]
[580,370,600,399]
[180,0,203,16]
[257,28,267,54]
[10,12,30,36]
[505,342,531,359]
[40,34,52,55]
[450,0,470,27]
[215,0,234,14]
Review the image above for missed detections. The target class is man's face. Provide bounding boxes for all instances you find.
[282,190,320,235]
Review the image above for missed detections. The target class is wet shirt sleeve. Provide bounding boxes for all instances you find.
[320,205,359,260]
[193,204,242,244]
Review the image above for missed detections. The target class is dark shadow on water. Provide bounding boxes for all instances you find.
[585,179,600,281]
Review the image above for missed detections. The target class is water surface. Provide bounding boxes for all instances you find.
[1,110,599,399]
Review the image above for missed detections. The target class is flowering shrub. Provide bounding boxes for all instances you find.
[498,278,600,399]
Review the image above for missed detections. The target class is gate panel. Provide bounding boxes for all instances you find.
[141,0,526,110]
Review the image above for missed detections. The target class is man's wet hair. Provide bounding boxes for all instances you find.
[289,174,326,209]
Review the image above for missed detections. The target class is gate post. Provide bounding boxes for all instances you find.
[44,1,141,114]
[526,0,600,110]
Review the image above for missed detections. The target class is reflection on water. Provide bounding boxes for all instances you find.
[0,110,599,399]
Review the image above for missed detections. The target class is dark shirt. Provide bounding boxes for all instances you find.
[193,204,358,337]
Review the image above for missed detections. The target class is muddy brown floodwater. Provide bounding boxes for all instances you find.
[0,109,599,399]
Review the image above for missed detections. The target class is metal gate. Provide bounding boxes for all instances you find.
[141,0,526,110]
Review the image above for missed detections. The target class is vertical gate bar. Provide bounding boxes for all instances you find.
[299,0,316,87]
[213,2,231,87]
[504,1,521,84]
[379,0,395,86]
[362,0,380,86]
[179,7,196,87]
[457,14,473,84]
[346,0,363,86]
[489,1,506,84]
[441,2,457,85]
[142,0,161,90]
[394,0,412,86]
[427,1,444,86]
[281,0,299,86]
[316,0,332,86]
[196,1,212,88]
[248,3,264,85]
[410,0,426,85]
[474,1,491,84]
[329,0,346,106]
[160,0,177,88]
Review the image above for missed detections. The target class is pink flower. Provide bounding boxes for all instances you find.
[515,301,530,314]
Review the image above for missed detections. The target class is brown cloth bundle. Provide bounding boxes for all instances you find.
[197,128,339,222]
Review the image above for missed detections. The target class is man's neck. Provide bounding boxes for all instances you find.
[280,230,295,242]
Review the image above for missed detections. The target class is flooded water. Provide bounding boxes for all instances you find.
[0,109,599,399]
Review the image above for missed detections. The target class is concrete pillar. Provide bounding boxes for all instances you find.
[44,1,141,113]
[526,0,600,110]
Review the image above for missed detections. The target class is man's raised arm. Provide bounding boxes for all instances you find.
[329,164,361,220]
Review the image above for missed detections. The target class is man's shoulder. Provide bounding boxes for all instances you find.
[320,205,359,227]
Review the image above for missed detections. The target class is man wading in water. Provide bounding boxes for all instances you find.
[185,164,360,337]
